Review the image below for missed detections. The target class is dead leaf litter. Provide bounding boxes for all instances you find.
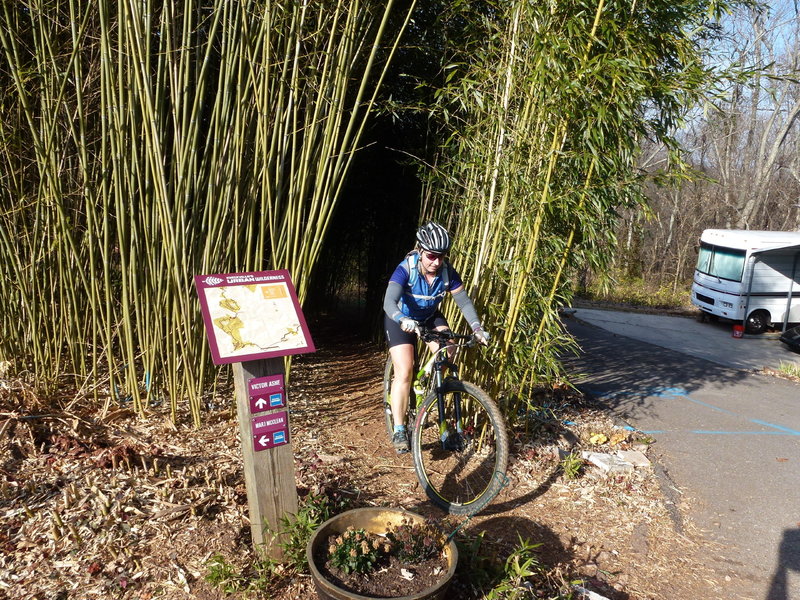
[1,332,732,599]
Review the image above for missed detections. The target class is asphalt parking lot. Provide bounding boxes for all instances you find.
[568,308,800,372]
[562,308,800,600]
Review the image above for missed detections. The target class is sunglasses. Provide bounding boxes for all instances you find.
[423,251,446,262]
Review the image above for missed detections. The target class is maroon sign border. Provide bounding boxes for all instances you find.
[194,269,315,365]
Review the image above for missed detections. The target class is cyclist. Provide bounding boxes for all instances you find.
[383,221,490,453]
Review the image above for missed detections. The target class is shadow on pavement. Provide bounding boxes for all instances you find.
[767,527,800,600]
[561,318,751,421]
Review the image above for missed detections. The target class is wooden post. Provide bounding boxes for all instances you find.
[232,358,298,558]
[195,269,313,558]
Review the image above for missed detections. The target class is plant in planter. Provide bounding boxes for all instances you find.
[307,507,458,600]
[327,527,389,575]
[386,518,445,564]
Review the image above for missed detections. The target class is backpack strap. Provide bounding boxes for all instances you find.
[407,252,451,290]
[406,253,419,288]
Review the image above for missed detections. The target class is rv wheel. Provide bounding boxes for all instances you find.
[745,310,769,334]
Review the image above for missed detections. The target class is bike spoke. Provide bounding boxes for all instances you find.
[415,386,503,509]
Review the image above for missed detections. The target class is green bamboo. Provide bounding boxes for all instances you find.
[0,0,416,423]
[427,0,750,408]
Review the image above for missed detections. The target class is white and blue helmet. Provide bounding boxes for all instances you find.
[416,222,451,253]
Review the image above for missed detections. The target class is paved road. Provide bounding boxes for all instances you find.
[568,308,800,372]
[562,309,800,600]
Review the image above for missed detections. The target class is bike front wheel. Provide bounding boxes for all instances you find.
[411,379,508,515]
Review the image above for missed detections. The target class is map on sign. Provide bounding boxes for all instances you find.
[195,270,315,364]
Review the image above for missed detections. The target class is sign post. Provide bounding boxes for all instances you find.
[195,270,315,558]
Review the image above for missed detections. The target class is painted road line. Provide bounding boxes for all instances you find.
[585,386,800,436]
[691,430,800,435]
[749,419,800,435]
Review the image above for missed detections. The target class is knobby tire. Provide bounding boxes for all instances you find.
[411,379,508,515]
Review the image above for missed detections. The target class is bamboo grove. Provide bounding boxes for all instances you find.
[0,0,753,424]
[0,0,415,423]
[428,0,752,411]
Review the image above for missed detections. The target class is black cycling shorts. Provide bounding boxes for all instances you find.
[384,311,449,349]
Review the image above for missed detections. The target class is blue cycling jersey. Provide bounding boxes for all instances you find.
[388,252,463,321]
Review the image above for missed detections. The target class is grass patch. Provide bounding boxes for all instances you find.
[559,451,584,480]
[578,274,693,311]
[777,361,800,379]
[455,533,579,599]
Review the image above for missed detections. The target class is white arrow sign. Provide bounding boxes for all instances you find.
[255,398,268,409]
[258,435,270,447]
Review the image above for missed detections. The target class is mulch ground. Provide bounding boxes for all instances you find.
[0,318,741,599]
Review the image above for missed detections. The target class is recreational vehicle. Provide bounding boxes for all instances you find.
[691,229,800,333]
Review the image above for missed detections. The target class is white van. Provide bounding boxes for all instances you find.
[691,229,800,333]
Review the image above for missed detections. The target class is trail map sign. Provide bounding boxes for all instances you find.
[194,269,315,558]
[195,270,315,364]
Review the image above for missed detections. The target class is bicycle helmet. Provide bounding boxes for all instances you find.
[416,222,451,253]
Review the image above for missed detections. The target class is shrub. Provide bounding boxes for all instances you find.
[327,527,389,574]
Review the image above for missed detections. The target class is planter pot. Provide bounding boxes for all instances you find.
[307,507,458,600]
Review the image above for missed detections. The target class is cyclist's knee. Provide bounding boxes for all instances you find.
[392,365,413,384]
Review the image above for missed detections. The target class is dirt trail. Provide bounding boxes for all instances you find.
[0,318,737,599]
[287,321,737,599]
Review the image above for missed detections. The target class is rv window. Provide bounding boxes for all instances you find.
[713,247,745,280]
[696,242,745,281]
[697,244,712,274]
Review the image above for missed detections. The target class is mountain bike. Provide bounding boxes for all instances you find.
[382,326,509,515]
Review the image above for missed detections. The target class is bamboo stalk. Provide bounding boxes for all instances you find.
[0,0,417,421]
[427,0,726,404]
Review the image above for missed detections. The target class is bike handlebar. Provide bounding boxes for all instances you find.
[415,325,478,347]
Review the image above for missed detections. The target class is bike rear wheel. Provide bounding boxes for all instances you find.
[382,355,415,441]
[411,379,508,515]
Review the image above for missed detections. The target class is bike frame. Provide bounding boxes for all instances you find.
[414,330,473,447]
[386,325,508,515]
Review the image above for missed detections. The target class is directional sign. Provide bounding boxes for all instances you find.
[249,375,285,413]
[252,411,290,451]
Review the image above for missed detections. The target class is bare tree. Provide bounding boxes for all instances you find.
[711,4,800,229]
[611,3,800,290]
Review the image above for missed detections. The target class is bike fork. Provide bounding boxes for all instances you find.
[434,369,463,448]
